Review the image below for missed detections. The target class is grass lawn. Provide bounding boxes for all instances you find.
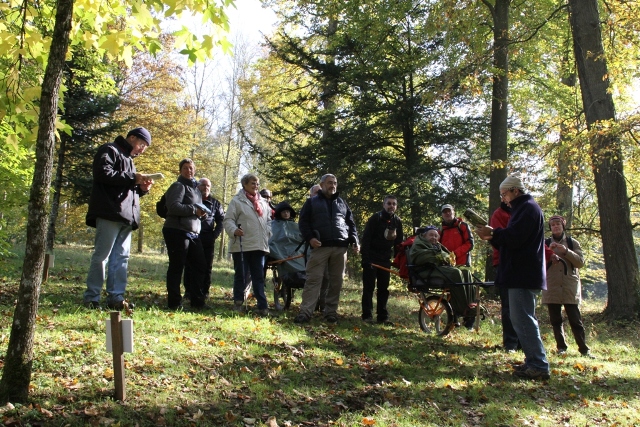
[0,244,639,426]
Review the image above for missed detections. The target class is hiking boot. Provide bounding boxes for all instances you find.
[255,308,270,317]
[377,320,394,326]
[362,317,375,324]
[324,315,338,325]
[294,314,310,324]
[557,348,567,355]
[83,301,100,309]
[232,301,245,313]
[512,368,550,381]
[107,301,125,311]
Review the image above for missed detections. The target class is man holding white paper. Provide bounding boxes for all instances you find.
[84,127,153,310]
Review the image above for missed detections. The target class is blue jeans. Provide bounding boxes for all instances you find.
[499,285,520,350]
[84,218,132,304]
[509,288,549,372]
[232,251,267,310]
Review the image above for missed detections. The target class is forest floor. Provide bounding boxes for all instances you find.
[0,244,638,426]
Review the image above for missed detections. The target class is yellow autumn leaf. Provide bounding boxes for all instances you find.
[335,358,343,366]
[362,417,376,425]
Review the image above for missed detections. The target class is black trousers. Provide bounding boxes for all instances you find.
[547,303,589,354]
[163,228,206,308]
[361,266,391,321]
[184,234,215,297]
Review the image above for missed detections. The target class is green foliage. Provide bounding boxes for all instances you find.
[0,244,638,426]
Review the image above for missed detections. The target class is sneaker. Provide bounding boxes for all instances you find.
[506,349,517,354]
[324,315,338,324]
[294,314,310,324]
[464,317,476,330]
[557,349,567,355]
[362,317,375,324]
[512,368,550,381]
[581,351,595,359]
[83,301,100,309]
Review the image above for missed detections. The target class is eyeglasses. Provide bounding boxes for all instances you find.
[500,188,515,199]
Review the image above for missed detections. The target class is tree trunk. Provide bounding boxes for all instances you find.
[0,0,74,404]
[46,136,67,252]
[483,0,510,281]
[556,122,574,226]
[568,0,640,319]
[137,225,144,253]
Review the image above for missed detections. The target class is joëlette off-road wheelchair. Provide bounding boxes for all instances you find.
[404,262,494,336]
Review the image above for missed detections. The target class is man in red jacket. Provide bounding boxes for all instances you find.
[439,204,474,266]
[439,204,475,329]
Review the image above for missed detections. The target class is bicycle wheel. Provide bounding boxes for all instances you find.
[418,294,454,336]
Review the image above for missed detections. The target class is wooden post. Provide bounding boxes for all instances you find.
[110,311,126,401]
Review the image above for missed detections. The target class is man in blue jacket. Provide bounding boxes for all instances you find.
[476,174,550,381]
[295,174,359,324]
[84,127,153,310]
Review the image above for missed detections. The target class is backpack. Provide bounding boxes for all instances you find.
[156,193,168,218]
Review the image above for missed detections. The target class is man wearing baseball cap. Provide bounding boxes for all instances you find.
[84,127,153,310]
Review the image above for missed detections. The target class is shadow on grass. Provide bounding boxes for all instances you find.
[1,244,639,426]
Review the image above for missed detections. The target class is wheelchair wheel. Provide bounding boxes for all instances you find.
[418,294,454,336]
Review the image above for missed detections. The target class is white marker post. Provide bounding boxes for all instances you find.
[106,312,134,401]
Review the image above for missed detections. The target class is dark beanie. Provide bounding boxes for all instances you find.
[127,127,151,146]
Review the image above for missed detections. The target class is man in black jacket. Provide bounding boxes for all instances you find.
[295,174,359,324]
[183,178,225,299]
[84,127,153,310]
[361,195,403,325]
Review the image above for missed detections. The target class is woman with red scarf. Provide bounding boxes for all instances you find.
[223,173,272,315]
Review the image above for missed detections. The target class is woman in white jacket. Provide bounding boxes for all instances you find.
[223,173,272,315]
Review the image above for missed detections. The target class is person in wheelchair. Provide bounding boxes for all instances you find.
[408,226,477,329]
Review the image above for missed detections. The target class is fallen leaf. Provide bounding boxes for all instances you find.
[363,416,376,425]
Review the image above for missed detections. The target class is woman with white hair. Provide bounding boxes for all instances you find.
[224,173,272,316]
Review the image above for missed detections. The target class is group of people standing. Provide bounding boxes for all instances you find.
[82,128,591,382]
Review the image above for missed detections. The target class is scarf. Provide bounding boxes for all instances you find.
[245,191,263,217]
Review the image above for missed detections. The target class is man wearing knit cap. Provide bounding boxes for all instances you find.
[84,127,153,310]
[476,174,550,380]
[542,215,592,358]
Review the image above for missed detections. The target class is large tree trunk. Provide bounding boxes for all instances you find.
[483,0,510,281]
[0,0,74,404]
[568,0,640,319]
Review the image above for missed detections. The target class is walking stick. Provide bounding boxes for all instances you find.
[237,224,250,311]
[370,263,401,277]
